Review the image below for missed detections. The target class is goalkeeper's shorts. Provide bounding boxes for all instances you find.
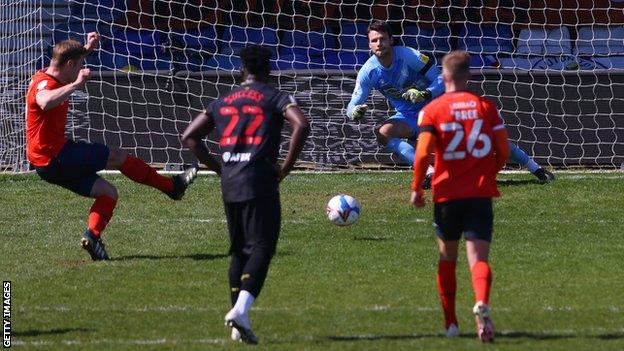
[385,111,420,139]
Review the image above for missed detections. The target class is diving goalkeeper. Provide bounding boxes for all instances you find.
[347,20,554,184]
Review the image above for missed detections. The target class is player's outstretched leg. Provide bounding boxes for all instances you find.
[167,166,198,200]
[508,142,554,183]
[108,148,198,200]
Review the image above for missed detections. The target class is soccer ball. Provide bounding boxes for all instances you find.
[326,194,360,226]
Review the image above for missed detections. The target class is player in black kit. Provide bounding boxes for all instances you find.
[182,45,310,344]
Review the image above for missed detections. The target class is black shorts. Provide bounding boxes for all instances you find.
[224,194,281,256]
[434,198,493,242]
[34,140,109,197]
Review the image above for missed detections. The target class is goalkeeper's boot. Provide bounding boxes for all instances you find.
[533,168,555,183]
[473,301,495,343]
[167,166,198,200]
[81,229,110,261]
[444,323,460,338]
[224,308,258,344]
[422,172,433,190]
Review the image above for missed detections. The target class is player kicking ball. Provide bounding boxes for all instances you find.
[25,32,197,261]
[411,50,510,342]
[182,45,310,344]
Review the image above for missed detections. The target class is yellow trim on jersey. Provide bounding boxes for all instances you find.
[420,54,429,64]
[282,102,299,115]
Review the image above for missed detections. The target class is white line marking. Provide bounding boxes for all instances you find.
[12,338,226,346]
[17,305,622,314]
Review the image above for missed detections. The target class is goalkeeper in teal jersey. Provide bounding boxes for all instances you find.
[347,20,554,183]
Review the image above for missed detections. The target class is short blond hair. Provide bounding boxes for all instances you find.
[442,50,471,80]
[52,39,87,67]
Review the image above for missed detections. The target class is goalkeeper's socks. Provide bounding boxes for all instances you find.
[233,290,255,315]
[437,260,458,329]
[471,261,492,304]
[508,142,540,172]
[120,155,174,193]
[387,138,415,165]
[87,195,117,237]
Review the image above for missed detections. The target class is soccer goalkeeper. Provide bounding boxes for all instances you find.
[347,20,554,184]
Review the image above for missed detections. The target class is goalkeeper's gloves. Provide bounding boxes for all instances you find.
[402,88,431,103]
[350,104,368,122]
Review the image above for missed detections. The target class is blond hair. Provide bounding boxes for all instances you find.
[442,50,471,80]
[52,39,87,67]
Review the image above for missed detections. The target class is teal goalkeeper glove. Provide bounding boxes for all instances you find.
[402,88,431,103]
[350,104,368,122]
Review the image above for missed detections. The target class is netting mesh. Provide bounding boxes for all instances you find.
[1,0,623,172]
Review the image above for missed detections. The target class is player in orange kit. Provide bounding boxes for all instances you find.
[26,32,197,261]
[410,50,510,342]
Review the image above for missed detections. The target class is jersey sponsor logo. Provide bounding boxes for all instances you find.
[36,80,48,91]
[380,84,403,99]
[222,152,251,163]
[450,101,477,109]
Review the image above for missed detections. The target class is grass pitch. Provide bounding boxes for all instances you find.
[1,171,623,350]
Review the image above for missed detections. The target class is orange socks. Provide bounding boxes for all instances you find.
[437,260,458,328]
[120,155,173,193]
[87,195,117,237]
[471,260,492,304]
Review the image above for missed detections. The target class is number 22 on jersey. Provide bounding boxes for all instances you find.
[219,105,265,146]
[440,119,492,160]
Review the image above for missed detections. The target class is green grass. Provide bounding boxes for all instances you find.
[1,172,623,350]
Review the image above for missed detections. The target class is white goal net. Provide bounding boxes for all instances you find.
[1,0,623,172]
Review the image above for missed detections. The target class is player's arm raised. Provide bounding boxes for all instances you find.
[280,105,310,181]
[36,68,91,111]
[181,111,222,176]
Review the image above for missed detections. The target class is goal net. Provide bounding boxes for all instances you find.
[1,0,623,172]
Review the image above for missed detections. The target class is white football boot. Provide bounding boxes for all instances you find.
[224,308,258,344]
[473,301,495,342]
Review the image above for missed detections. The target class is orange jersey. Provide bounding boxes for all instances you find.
[26,70,69,166]
[418,91,505,203]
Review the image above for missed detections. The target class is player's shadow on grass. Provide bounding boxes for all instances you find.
[112,253,229,261]
[498,331,578,340]
[594,332,624,340]
[353,236,389,242]
[13,327,95,337]
[325,333,469,342]
[497,179,545,187]
[114,251,291,262]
